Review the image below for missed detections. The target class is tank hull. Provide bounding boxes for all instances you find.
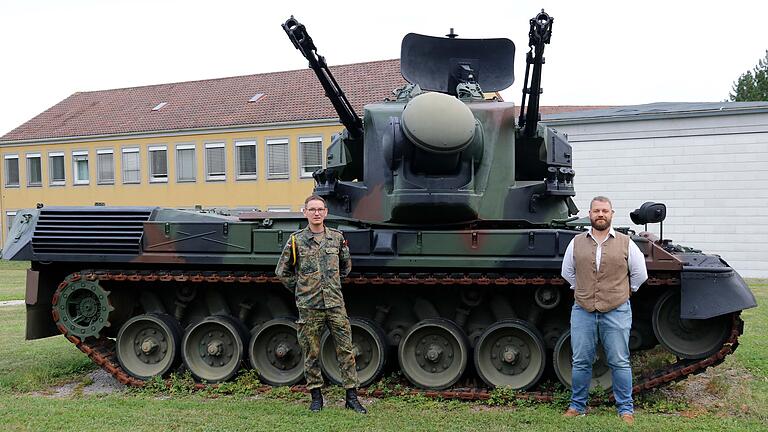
[4,206,756,393]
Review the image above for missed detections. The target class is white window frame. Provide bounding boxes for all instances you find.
[96,148,115,185]
[266,138,290,180]
[204,142,226,182]
[72,150,89,185]
[6,211,17,233]
[3,154,19,188]
[235,139,258,180]
[48,151,66,186]
[26,153,42,187]
[175,143,197,183]
[122,147,141,184]
[148,145,169,183]
[298,136,323,178]
[267,207,291,212]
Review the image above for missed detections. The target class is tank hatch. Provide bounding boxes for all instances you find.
[400,33,515,95]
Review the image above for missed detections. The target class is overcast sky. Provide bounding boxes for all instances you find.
[1,0,767,136]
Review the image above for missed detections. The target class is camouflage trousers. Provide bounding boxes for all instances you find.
[296,306,359,390]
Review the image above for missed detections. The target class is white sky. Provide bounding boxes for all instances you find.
[1,0,766,136]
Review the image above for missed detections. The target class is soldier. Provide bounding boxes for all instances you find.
[275,195,367,414]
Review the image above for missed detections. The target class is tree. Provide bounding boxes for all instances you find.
[729,50,768,101]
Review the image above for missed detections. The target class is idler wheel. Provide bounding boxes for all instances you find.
[398,318,468,390]
[52,277,113,339]
[553,330,612,390]
[248,318,303,386]
[116,313,182,380]
[319,317,388,387]
[652,290,731,359]
[474,320,546,390]
[181,315,248,383]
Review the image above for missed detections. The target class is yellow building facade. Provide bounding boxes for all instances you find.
[1,123,342,235]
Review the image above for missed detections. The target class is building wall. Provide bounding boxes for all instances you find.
[546,112,768,278]
[0,123,343,247]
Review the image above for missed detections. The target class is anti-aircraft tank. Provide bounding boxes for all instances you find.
[2,11,757,396]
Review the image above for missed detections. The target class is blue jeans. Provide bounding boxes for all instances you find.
[569,300,633,415]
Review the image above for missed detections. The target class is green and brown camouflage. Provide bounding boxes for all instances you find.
[297,306,359,390]
[275,226,352,309]
[0,10,757,392]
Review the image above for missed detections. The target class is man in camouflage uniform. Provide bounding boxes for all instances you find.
[275,195,367,414]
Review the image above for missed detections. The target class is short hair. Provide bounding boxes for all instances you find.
[304,195,326,208]
[590,196,613,210]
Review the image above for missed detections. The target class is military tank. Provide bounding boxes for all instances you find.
[2,11,757,396]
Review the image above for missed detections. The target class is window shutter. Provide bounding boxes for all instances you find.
[97,153,114,183]
[177,148,195,181]
[207,147,225,176]
[238,145,257,176]
[51,156,65,182]
[268,142,289,178]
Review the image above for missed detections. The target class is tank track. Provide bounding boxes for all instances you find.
[52,269,743,402]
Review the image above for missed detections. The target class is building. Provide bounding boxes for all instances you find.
[543,102,768,278]
[0,60,407,247]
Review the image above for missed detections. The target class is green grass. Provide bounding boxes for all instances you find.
[737,281,768,377]
[0,305,94,392]
[0,281,765,431]
[0,260,28,301]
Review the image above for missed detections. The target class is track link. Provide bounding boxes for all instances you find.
[52,269,742,402]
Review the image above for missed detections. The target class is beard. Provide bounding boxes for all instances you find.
[590,217,611,231]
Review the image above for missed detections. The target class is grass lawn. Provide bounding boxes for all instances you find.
[0,271,765,430]
[0,260,28,301]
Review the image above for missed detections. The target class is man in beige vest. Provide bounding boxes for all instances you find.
[561,196,647,425]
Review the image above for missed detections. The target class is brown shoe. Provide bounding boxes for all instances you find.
[620,413,634,426]
[563,408,584,417]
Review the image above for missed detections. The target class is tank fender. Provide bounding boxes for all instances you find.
[680,267,757,319]
[1,208,38,261]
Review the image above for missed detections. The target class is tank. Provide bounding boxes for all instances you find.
[2,10,757,395]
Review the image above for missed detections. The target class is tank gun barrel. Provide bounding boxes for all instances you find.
[282,17,364,141]
[518,10,553,138]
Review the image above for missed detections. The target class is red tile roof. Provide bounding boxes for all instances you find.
[1,59,407,142]
[0,57,612,143]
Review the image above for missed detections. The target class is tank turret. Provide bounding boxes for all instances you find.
[283,10,576,226]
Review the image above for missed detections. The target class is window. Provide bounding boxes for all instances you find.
[96,149,114,185]
[205,142,226,181]
[266,138,289,179]
[3,155,19,187]
[148,145,168,182]
[6,211,16,233]
[49,152,65,185]
[72,150,89,185]
[299,137,323,178]
[176,144,196,182]
[122,148,140,184]
[235,140,257,180]
[26,153,42,186]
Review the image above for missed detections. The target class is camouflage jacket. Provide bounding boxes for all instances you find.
[275,226,352,309]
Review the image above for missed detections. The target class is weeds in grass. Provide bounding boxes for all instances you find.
[705,375,730,397]
[636,388,689,413]
[204,369,261,397]
[137,375,167,395]
[264,386,304,401]
[487,386,517,406]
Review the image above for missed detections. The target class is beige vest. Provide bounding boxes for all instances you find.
[573,231,630,312]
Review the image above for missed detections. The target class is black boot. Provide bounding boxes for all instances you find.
[345,388,367,414]
[309,388,323,412]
